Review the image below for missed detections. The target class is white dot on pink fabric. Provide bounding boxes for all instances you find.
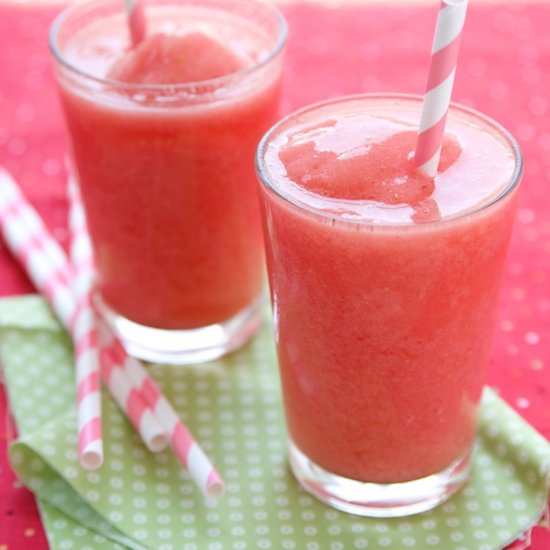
[466,58,487,77]
[516,123,535,142]
[42,159,62,177]
[0,128,9,145]
[516,398,530,409]
[7,138,27,156]
[521,66,542,84]
[537,133,550,151]
[528,96,548,116]
[16,104,36,124]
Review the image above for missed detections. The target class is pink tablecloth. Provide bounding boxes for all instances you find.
[0,2,549,548]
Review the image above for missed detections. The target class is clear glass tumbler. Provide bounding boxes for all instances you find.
[50,0,286,363]
[256,94,522,517]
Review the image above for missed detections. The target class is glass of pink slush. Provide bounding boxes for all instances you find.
[256,94,523,517]
[49,0,286,363]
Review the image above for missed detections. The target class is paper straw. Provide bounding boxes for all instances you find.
[99,348,168,453]
[65,171,224,498]
[1,168,223,497]
[0,170,75,328]
[415,0,468,178]
[0,168,167,455]
[124,0,146,46]
[66,178,104,470]
[65,173,168,454]
[64,175,167,453]
[98,322,225,499]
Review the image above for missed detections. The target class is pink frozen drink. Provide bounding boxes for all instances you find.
[256,95,522,516]
[50,0,286,362]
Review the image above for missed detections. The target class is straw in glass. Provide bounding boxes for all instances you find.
[124,0,147,46]
[415,0,468,178]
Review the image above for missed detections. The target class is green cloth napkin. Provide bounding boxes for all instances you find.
[0,295,549,550]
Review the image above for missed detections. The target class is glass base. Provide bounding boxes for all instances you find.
[97,295,264,364]
[288,440,472,518]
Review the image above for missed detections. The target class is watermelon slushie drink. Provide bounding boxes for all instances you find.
[256,95,522,516]
[50,0,286,363]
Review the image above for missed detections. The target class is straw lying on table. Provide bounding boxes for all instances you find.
[0,170,223,497]
[66,179,104,470]
[98,324,225,498]
[66,172,224,498]
[0,174,75,328]
[0,168,167,460]
[415,0,468,177]
[66,177,168,457]
[0,168,224,499]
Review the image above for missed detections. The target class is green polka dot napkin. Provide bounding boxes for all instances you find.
[1,295,549,550]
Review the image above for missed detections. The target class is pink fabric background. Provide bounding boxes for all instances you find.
[0,2,548,547]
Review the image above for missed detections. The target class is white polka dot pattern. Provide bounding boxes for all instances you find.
[0,296,549,550]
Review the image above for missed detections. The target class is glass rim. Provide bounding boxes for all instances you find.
[49,0,287,92]
[256,93,524,228]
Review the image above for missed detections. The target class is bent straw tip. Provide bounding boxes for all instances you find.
[80,448,104,470]
[149,432,170,453]
[205,479,225,501]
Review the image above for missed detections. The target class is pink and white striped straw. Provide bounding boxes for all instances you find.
[415,0,468,178]
[0,170,74,328]
[124,0,147,46]
[99,351,168,453]
[0,168,167,456]
[67,174,223,498]
[98,324,225,499]
[66,179,103,470]
[65,174,168,454]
